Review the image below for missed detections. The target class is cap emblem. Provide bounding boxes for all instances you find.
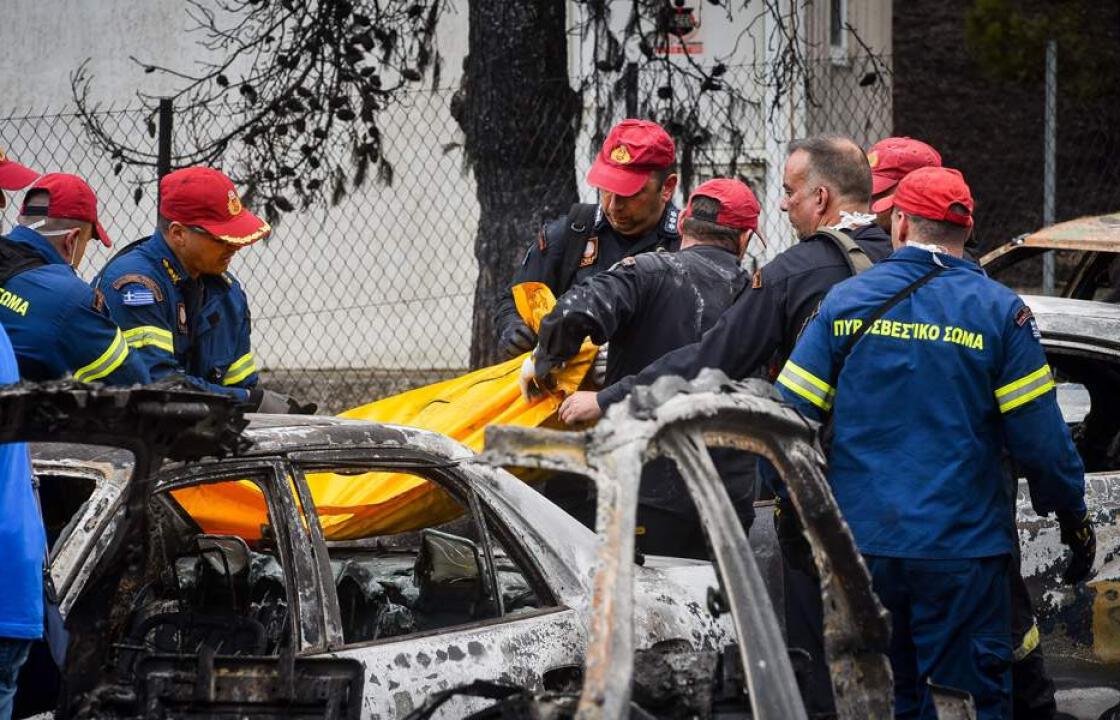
[867,150,879,168]
[610,145,632,164]
[227,189,243,216]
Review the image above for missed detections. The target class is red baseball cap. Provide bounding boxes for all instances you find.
[867,137,942,195]
[871,166,974,228]
[684,178,761,232]
[586,119,675,197]
[20,173,111,247]
[0,148,38,191]
[160,167,270,246]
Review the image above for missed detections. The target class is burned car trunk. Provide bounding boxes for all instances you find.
[482,372,893,719]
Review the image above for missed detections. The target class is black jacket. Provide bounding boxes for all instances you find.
[536,242,752,512]
[597,223,894,408]
[494,203,681,342]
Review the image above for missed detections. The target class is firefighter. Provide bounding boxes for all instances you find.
[0,173,148,385]
[522,179,760,558]
[867,136,942,233]
[96,166,313,412]
[775,167,1093,719]
[494,119,681,360]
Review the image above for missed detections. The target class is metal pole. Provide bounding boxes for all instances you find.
[1042,40,1057,295]
[156,98,173,222]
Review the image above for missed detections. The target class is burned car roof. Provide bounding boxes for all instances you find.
[1026,295,1120,354]
[980,212,1120,271]
[235,413,476,461]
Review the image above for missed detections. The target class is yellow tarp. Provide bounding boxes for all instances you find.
[172,283,594,540]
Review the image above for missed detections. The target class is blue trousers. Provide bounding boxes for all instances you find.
[865,555,1012,720]
[0,638,31,720]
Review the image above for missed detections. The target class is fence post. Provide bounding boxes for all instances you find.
[1042,39,1057,295]
[624,62,638,117]
[156,98,173,220]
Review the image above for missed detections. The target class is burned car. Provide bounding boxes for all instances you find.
[19,384,732,718]
[980,211,1120,300]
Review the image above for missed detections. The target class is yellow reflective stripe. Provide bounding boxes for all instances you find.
[222,352,257,386]
[1013,623,1040,662]
[777,361,835,411]
[123,325,174,354]
[74,328,129,383]
[996,364,1055,413]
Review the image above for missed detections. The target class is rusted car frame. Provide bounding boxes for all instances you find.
[483,373,894,719]
[980,212,1120,300]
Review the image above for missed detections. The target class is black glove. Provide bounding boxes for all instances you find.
[497,320,537,360]
[1057,510,1095,585]
[249,388,318,415]
[774,496,817,579]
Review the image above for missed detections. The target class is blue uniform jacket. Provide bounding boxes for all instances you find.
[776,245,1086,559]
[0,324,45,639]
[0,227,148,385]
[95,231,257,401]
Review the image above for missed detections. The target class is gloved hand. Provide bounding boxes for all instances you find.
[591,343,609,388]
[498,320,537,360]
[1057,509,1095,584]
[249,388,318,415]
[519,354,558,402]
[774,496,817,578]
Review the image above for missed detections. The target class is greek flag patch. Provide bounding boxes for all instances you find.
[121,288,156,306]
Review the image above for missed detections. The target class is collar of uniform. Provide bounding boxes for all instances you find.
[891,244,982,273]
[147,229,191,286]
[683,243,738,260]
[6,225,68,266]
[659,203,681,238]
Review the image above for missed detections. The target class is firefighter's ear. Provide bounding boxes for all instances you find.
[659,173,678,202]
[892,211,909,250]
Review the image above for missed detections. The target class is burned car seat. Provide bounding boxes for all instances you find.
[123,535,267,667]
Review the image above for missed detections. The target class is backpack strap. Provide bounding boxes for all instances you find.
[557,203,601,291]
[0,236,49,285]
[812,227,874,276]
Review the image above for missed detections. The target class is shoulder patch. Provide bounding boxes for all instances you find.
[751,269,764,289]
[1015,305,1033,327]
[111,273,164,302]
[91,287,106,313]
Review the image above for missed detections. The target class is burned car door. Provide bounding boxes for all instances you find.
[285,450,585,719]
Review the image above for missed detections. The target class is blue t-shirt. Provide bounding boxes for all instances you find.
[0,324,44,639]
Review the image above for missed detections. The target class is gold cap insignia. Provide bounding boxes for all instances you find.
[867,150,879,168]
[610,145,632,164]
[227,189,243,216]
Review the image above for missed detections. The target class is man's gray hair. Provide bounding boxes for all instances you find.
[788,135,872,204]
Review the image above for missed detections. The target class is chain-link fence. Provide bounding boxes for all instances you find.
[10,53,1109,413]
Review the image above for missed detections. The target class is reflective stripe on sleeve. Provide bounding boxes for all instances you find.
[122,325,174,354]
[1013,623,1040,662]
[995,364,1055,413]
[777,360,835,411]
[222,352,257,386]
[73,328,130,383]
